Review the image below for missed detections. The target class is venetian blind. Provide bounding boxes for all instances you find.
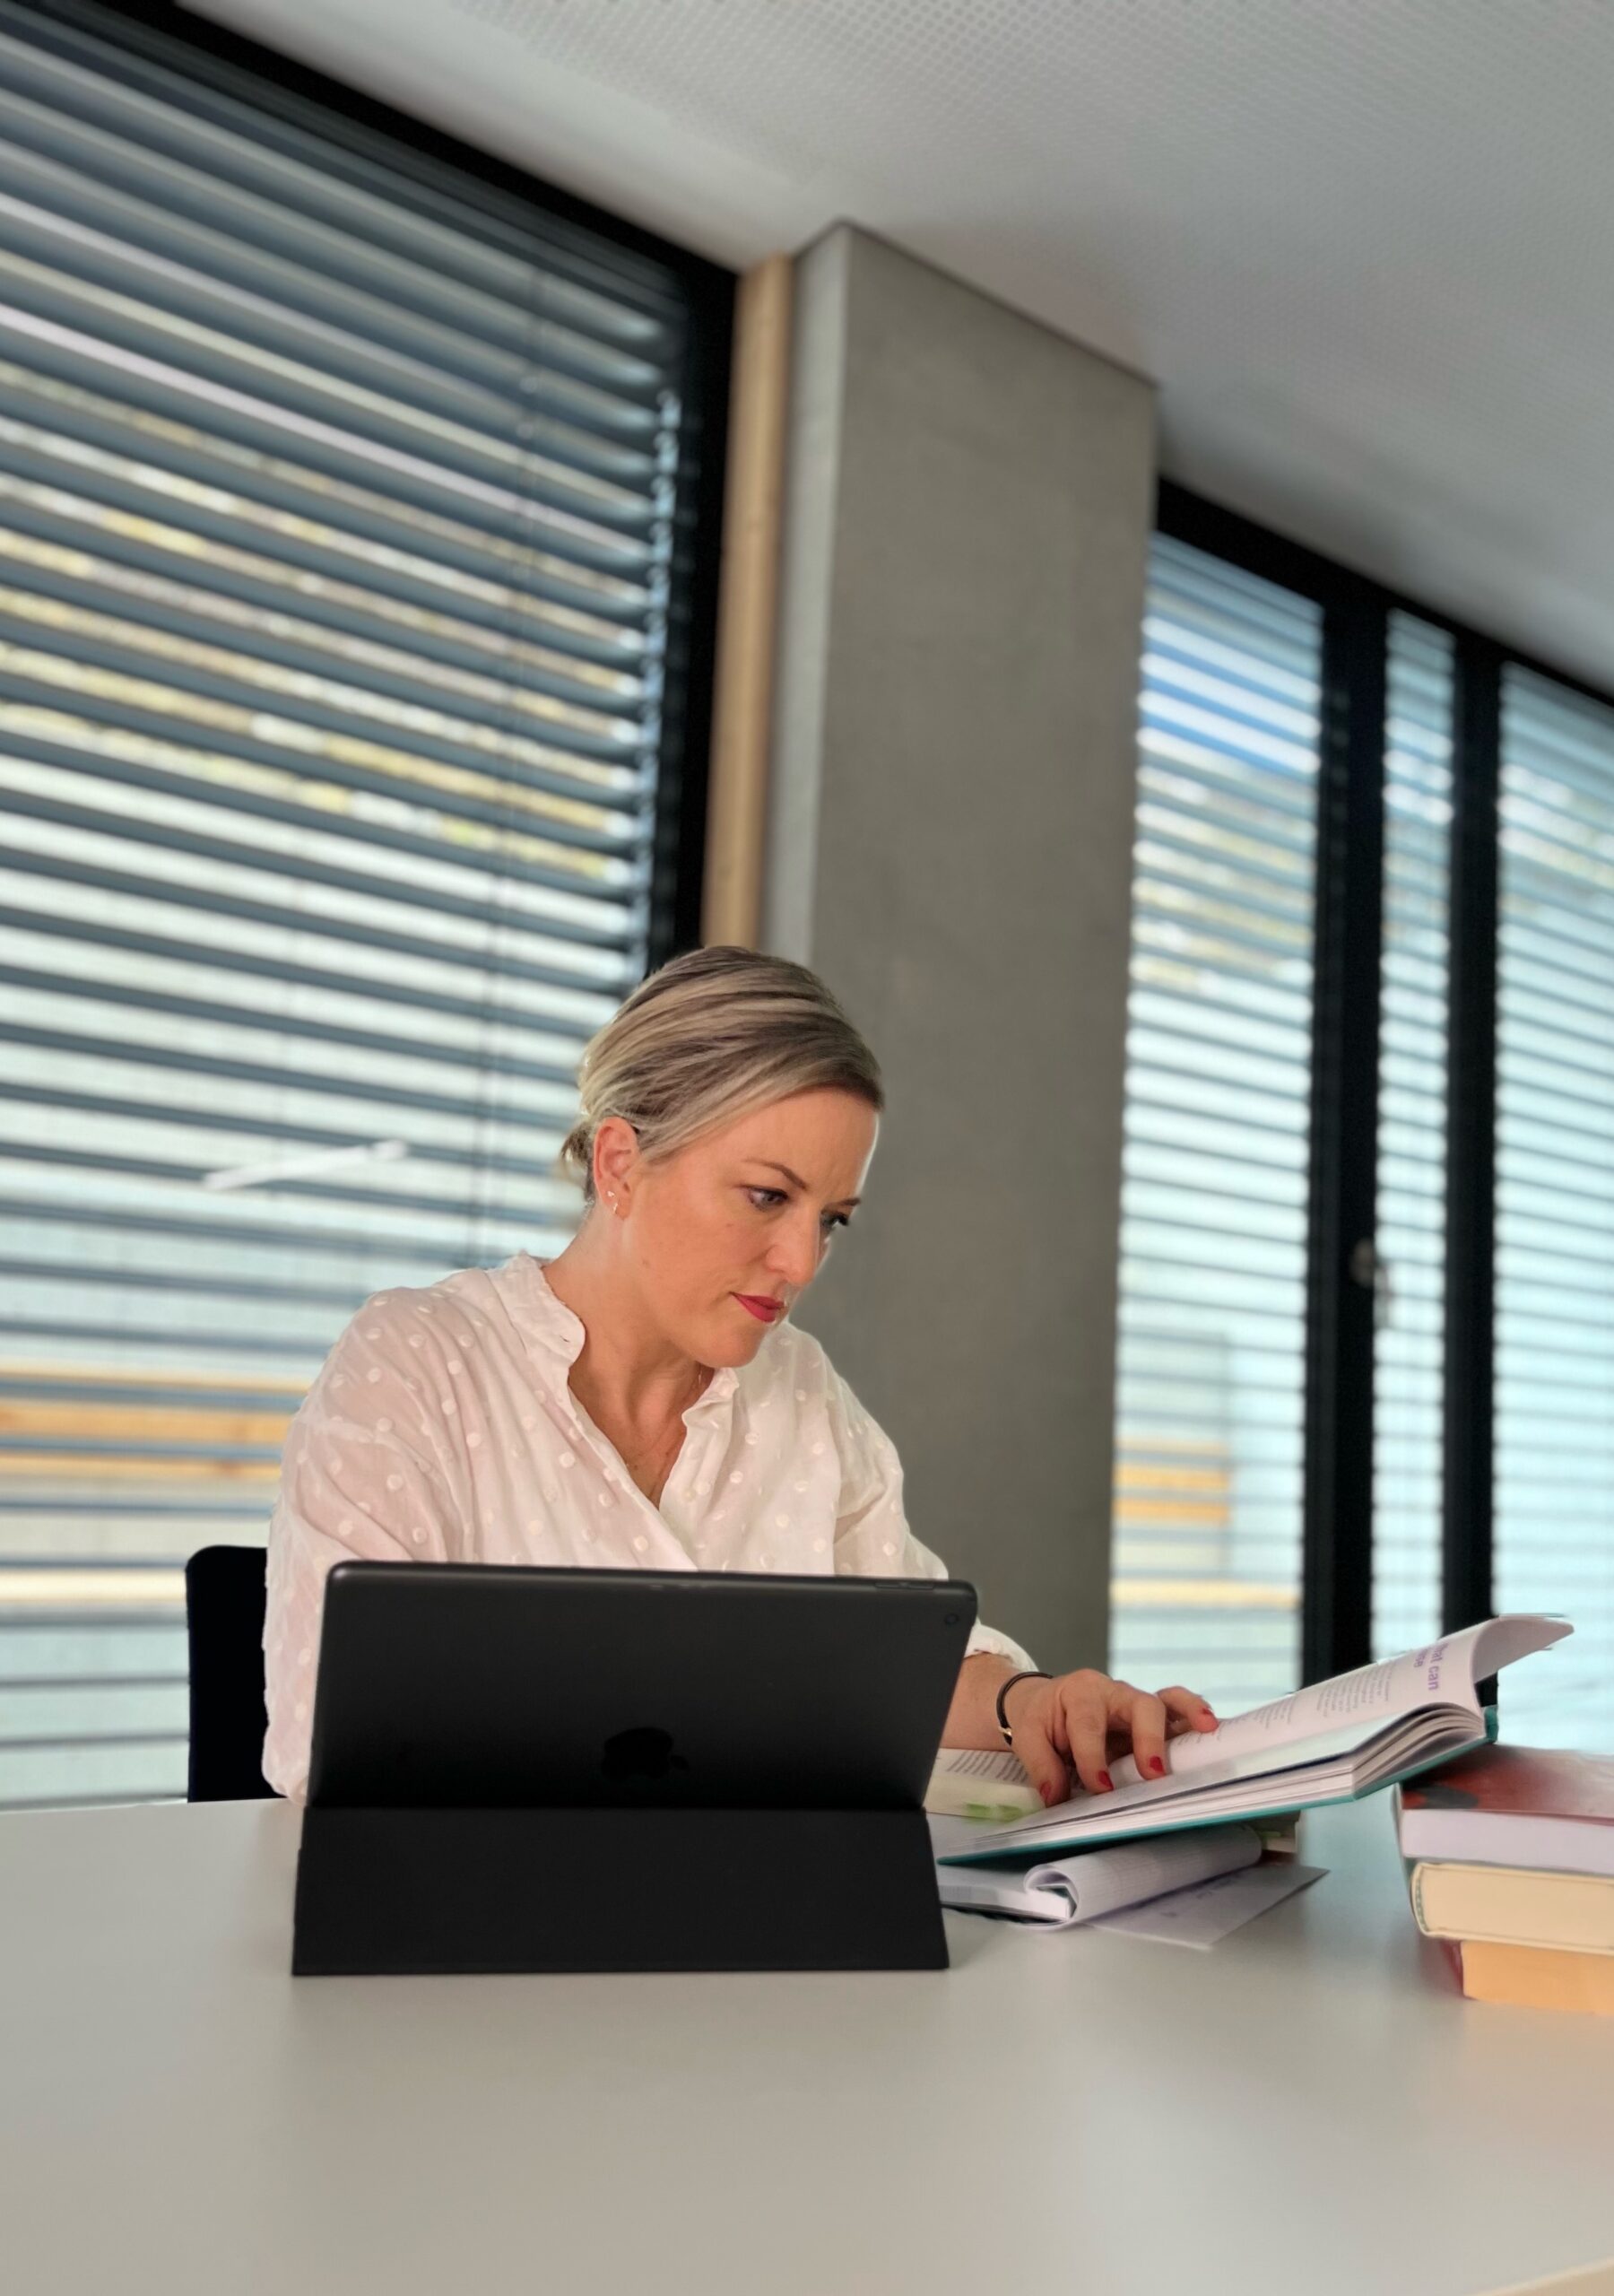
[1372,616,1454,1657]
[0,0,718,1805]
[1110,535,1323,1716]
[1495,668,1614,1751]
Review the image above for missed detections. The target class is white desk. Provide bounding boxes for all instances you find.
[0,1796,1610,2296]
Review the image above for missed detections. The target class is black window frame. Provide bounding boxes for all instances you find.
[39,0,736,970]
[1158,480,1614,1680]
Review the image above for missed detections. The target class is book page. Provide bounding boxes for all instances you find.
[924,1746,1042,1821]
[930,1747,1032,1786]
[1025,1823,1262,1921]
[1088,1860,1325,1948]
[1106,1615,1566,1793]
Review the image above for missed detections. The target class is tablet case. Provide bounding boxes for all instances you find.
[292,1803,946,1973]
[291,1563,972,1975]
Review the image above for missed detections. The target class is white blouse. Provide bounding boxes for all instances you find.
[263,1249,1033,1799]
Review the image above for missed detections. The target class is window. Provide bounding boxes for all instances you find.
[1372,617,1454,1659]
[1110,537,1322,1716]
[1496,671,1614,1748]
[0,1,729,1807]
[1115,496,1613,1754]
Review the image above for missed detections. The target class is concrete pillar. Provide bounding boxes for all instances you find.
[764,225,1155,1670]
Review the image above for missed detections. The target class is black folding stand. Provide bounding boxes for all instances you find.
[291,1804,949,1975]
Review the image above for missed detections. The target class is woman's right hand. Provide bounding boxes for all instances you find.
[1002,1667,1219,1804]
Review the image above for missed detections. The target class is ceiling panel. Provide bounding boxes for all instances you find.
[190,0,1614,690]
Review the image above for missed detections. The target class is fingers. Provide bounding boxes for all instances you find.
[1120,1687,1173,1781]
[1003,1693,1071,1810]
[1158,1684,1219,1734]
[1056,1672,1115,1796]
[1030,1674,1220,1798]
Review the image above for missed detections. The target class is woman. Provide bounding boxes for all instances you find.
[263,946,1216,1803]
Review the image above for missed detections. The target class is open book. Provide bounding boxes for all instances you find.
[936,1614,1572,1868]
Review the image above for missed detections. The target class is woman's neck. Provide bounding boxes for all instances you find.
[542,1225,709,1431]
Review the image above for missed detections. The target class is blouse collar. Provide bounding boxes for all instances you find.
[499,1250,741,1419]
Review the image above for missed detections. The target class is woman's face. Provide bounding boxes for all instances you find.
[603,1088,878,1366]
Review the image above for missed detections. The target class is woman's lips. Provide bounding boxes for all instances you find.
[733,1294,783,1323]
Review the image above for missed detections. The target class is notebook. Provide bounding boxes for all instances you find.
[936,1614,1572,1866]
[932,1820,1263,1927]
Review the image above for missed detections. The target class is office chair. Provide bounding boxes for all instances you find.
[185,1544,277,1801]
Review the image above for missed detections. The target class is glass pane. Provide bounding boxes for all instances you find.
[1110,536,1323,1714]
[1495,670,1614,1750]
[1373,617,1453,1657]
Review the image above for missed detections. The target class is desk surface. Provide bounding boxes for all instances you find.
[0,1796,1610,2296]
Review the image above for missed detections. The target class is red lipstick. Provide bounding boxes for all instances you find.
[733,1294,783,1323]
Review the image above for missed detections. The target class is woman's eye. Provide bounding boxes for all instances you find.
[744,1187,852,1233]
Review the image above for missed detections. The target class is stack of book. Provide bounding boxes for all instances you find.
[1394,1744,1614,2014]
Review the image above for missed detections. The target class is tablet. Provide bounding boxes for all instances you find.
[306,1561,978,1811]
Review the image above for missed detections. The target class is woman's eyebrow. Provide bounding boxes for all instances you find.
[751,1159,861,1208]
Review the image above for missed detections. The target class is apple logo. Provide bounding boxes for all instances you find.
[601,1726,689,1784]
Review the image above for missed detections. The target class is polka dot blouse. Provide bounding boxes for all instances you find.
[262,1249,1032,1800]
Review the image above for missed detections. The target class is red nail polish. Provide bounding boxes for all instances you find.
[1149,1756,1167,1778]
[1097,1770,1114,1793]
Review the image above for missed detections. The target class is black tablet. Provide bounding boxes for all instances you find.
[305,1561,978,1812]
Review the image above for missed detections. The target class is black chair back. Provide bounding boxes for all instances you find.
[185,1544,276,1801]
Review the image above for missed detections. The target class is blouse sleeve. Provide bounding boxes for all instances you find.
[824,1363,1036,1674]
[262,1301,463,1804]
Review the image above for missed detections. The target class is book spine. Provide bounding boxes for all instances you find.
[1409,1859,1434,1937]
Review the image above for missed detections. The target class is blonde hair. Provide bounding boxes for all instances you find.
[559,945,883,1208]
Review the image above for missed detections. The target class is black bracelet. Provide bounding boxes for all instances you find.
[994,1669,1051,1748]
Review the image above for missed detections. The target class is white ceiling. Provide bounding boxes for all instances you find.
[193,0,1614,692]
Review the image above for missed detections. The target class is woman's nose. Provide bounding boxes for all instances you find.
[768,1215,822,1290]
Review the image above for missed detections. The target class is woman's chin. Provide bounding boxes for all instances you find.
[703,1301,780,1362]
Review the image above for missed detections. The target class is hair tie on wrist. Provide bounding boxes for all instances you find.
[994,1669,1051,1748]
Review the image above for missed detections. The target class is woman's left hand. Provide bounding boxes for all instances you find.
[1001,1669,1219,1806]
